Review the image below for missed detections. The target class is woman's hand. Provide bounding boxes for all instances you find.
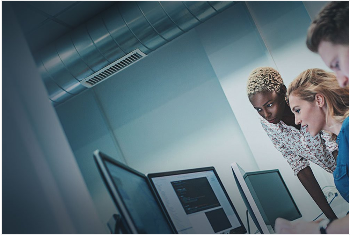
[274,218,320,234]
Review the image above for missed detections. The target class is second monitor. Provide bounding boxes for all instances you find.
[231,162,301,234]
[148,167,246,234]
[244,169,302,229]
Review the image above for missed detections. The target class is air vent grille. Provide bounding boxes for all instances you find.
[80,49,147,87]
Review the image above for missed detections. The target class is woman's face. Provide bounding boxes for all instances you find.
[318,40,349,88]
[249,90,286,124]
[288,93,326,137]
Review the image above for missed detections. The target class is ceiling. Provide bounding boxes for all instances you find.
[10,1,236,106]
[12,1,116,53]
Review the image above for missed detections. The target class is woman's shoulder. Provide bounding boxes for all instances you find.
[342,116,349,129]
[340,116,349,139]
[260,117,301,139]
[260,117,281,133]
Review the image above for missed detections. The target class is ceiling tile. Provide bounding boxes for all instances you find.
[25,20,70,53]
[12,2,48,34]
[57,2,115,27]
[26,1,78,16]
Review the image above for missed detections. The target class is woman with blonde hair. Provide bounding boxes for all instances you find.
[275,68,349,234]
[247,67,338,220]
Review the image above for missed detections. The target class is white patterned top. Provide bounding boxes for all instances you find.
[260,117,338,175]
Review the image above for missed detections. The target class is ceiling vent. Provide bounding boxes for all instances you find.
[34,2,236,105]
[80,49,146,88]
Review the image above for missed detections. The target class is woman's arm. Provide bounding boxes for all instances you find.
[327,214,349,233]
[297,166,337,219]
[275,215,349,234]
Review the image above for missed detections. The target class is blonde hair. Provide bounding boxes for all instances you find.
[247,67,284,97]
[287,68,349,137]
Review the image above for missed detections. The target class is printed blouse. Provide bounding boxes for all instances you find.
[260,117,338,175]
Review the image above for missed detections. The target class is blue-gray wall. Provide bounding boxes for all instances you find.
[55,1,347,232]
[56,22,258,228]
[2,3,105,233]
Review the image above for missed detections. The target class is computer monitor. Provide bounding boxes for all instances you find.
[231,163,270,234]
[231,163,302,234]
[244,168,302,228]
[148,167,246,234]
[94,150,175,234]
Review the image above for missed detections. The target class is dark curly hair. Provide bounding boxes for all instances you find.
[306,1,349,52]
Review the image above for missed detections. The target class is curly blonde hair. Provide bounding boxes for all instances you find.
[247,67,284,97]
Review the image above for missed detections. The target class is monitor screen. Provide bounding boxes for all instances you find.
[231,163,302,234]
[148,167,246,234]
[231,163,270,234]
[244,169,302,228]
[94,150,175,234]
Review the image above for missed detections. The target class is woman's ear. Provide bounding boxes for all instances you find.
[315,94,325,107]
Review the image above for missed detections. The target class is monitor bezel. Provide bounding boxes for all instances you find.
[231,162,271,234]
[93,150,177,234]
[147,166,247,234]
[243,169,302,225]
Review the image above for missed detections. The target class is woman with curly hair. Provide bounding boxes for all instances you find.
[247,66,338,220]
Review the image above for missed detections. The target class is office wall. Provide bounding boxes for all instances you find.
[303,1,330,20]
[56,1,342,231]
[56,28,258,226]
[3,3,105,233]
